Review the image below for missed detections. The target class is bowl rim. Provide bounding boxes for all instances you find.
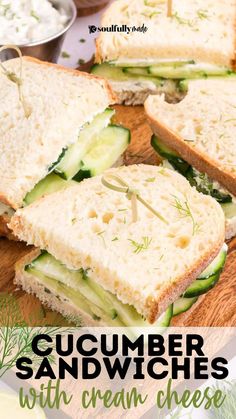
[0,0,77,48]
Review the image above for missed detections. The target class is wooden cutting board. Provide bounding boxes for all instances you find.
[0,105,236,327]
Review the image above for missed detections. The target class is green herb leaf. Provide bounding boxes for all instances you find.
[77,58,85,65]
[61,51,70,59]
[145,177,155,182]
[172,195,200,235]
[30,10,40,21]
[129,236,152,254]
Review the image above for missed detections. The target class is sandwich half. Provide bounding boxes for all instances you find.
[9,164,226,327]
[145,78,236,240]
[92,0,236,105]
[0,57,130,239]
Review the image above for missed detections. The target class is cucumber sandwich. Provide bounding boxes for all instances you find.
[92,0,236,105]
[0,57,130,239]
[145,78,236,240]
[9,164,226,327]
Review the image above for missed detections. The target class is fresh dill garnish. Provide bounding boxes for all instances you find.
[30,10,40,21]
[71,218,77,224]
[61,51,70,59]
[77,58,85,65]
[172,195,200,235]
[79,267,90,280]
[112,237,119,241]
[79,38,86,43]
[97,230,106,247]
[141,11,161,18]
[145,177,155,182]
[129,236,152,254]
[208,380,236,419]
[197,9,209,20]
[224,118,236,123]
[111,309,118,320]
[172,12,194,27]
[144,0,158,6]
[118,208,128,212]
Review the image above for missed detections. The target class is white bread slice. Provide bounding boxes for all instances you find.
[145,78,236,197]
[9,164,225,323]
[96,0,236,67]
[0,57,115,210]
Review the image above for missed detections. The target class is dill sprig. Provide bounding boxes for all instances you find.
[97,230,106,248]
[208,380,236,419]
[0,293,73,378]
[172,12,194,27]
[129,236,152,254]
[197,9,209,20]
[172,195,200,235]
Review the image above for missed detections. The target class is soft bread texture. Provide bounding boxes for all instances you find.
[0,57,115,210]
[96,0,236,67]
[14,250,99,327]
[9,164,225,323]
[145,78,236,197]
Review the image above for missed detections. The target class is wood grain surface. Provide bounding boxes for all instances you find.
[0,105,235,327]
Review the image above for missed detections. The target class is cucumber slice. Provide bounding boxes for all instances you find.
[27,266,95,318]
[155,304,173,327]
[151,135,179,157]
[111,59,195,68]
[55,109,115,180]
[186,167,232,203]
[91,63,130,81]
[152,139,233,207]
[148,64,231,79]
[183,273,220,298]
[24,173,73,206]
[75,125,130,179]
[151,135,190,175]
[27,252,116,318]
[178,79,189,92]
[173,297,198,316]
[91,63,163,85]
[26,251,173,327]
[198,244,227,279]
[221,202,236,219]
[123,67,150,76]
[26,267,125,326]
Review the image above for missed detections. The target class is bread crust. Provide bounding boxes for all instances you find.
[23,56,117,104]
[145,109,236,197]
[146,234,224,323]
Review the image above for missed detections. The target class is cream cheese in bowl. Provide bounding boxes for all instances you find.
[0,0,69,45]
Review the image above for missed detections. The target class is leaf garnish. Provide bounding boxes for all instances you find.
[172,195,200,235]
[129,236,152,254]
